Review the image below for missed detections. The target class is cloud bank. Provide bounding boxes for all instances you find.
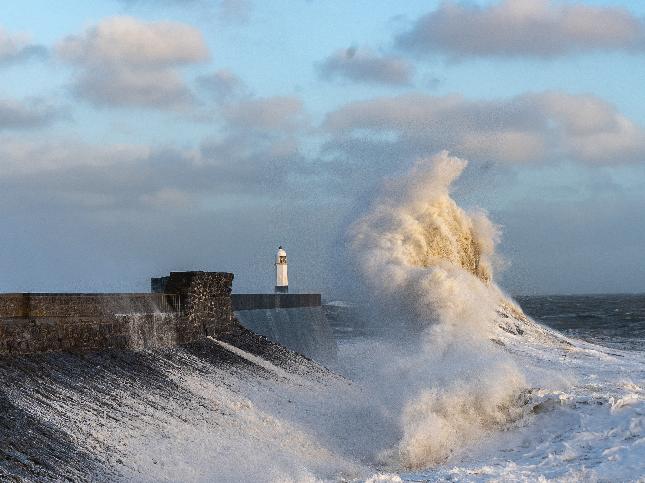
[197,69,249,103]
[324,91,645,167]
[56,16,209,108]
[0,88,309,214]
[0,98,62,130]
[396,0,645,59]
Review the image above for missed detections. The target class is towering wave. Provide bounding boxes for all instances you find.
[350,151,536,468]
[351,151,496,286]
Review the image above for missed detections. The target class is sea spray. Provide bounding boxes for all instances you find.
[350,151,532,468]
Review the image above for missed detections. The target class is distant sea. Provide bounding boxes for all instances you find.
[516,294,645,352]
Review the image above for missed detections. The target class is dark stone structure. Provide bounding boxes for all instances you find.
[231,293,321,311]
[0,270,331,362]
[162,271,236,338]
[0,272,235,356]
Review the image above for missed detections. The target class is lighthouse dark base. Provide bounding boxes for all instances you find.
[275,285,288,294]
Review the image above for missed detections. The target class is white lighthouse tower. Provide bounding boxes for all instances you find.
[275,246,288,293]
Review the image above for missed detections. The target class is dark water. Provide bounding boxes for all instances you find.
[516,294,645,352]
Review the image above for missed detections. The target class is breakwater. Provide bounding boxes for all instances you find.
[0,272,235,355]
[231,293,321,310]
[230,294,336,365]
[0,272,336,365]
[0,326,346,481]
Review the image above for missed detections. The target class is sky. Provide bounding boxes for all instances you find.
[1,0,645,295]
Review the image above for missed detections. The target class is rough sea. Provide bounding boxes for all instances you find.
[328,294,645,482]
[518,294,645,352]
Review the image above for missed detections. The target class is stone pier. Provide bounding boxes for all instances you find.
[0,271,234,355]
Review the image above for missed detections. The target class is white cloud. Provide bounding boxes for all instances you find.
[0,98,62,130]
[0,138,150,176]
[222,96,306,133]
[396,0,645,59]
[324,91,645,165]
[197,69,248,103]
[0,91,310,213]
[0,26,46,64]
[56,16,209,108]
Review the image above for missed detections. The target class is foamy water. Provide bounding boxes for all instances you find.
[345,152,644,481]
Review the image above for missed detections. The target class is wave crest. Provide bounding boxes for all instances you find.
[350,151,532,469]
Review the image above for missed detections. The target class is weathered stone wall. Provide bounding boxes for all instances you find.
[0,314,181,354]
[0,294,177,318]
[161,271,236,338]
[0,272,327,357]
[0,272,235,356]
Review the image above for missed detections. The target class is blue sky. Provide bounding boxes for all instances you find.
[1,0,645,295]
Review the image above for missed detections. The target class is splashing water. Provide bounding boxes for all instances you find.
[351,151,496,286]
[347,151,643,480]
[350,151,536,468]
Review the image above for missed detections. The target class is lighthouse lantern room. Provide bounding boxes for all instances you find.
[275,246,288,293]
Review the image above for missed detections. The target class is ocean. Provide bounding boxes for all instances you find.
[517,294,645,352]
[327,292,645,482]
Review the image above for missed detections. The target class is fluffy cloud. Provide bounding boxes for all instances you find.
[0,27,46,64]
[0,139,149,177]
[318,47,414,85]
[0,89,310,213]
[0,138,289,214]
[0,98,62,130]
[396,0,645,59]
[56,16,209,108]
[324,91,645,167]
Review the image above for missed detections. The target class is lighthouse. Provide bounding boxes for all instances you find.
[275,246,288,293]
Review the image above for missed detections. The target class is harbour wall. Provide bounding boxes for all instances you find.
[0,272,235,356]
[234,306,337,366]
[0,272,335,363]
[231,293,321,310]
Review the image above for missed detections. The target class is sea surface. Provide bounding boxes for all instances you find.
[517,294,645,352]
[329,294,645,482]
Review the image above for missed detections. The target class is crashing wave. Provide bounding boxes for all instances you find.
[349,151,580,468]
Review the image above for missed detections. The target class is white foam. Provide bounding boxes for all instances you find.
[348,151,644,479]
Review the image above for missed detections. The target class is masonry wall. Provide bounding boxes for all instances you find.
[0,272,235,356]
[0,272,329,358]
[0,294,177,318]
[0,313,183,354]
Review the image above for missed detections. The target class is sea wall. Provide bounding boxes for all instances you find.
[234,296,337,366]
[231,294,321,310]
[0,272,234,356]
[0,272,333,361]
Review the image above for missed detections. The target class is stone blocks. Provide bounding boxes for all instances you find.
[0,272,235,355]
